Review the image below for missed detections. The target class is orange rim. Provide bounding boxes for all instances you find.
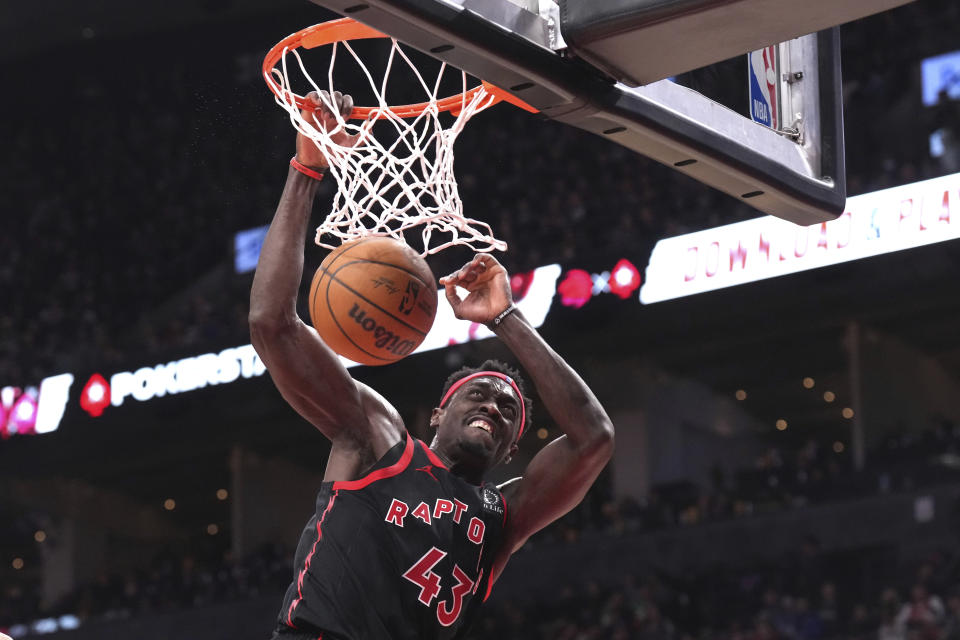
[262,17,538,120]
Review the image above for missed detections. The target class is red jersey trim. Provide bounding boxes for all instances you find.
[287,490,339,626]
[483,487,509,603]
[500,486,509,527]
[418,439,449,469]
[332,433,414,491]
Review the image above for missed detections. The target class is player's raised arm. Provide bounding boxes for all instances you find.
[440,254,615,570]
[249,91,403,463]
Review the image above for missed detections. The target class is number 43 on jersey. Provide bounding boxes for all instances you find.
[403,547,483,627]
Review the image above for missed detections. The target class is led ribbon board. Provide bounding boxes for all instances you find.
[2,266,560,434]
[640,172,959,304]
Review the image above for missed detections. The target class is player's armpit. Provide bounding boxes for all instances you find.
[498,430,613,554]
[487,432,612,587]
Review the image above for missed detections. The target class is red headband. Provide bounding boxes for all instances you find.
[439,371,527,439]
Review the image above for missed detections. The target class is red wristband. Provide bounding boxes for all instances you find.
[290,157,325,181]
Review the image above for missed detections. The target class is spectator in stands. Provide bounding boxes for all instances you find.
[816,581,840,638]
[846,603,877,640]
[895,583,945,638]
[942,592,960,640]
[794,597,824,640]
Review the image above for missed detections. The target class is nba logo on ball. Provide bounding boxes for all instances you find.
[309,237,438,366]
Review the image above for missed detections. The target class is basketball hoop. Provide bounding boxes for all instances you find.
[263,18,537,256]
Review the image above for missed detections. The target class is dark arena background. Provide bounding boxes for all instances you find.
[3,0,960,638]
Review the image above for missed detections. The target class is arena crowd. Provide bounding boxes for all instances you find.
[2,0,960,638]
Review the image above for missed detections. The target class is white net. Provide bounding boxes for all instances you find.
[268,36,507,256]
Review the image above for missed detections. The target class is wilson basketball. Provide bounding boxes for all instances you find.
[308,237,438,366]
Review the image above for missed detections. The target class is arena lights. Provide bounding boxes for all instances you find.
[6,615,81,637]
[234,225,269,274]
[640,172,960,303]
[802,377,815,389]
[79,374,110,417]
[0,374,74,438]
[557,259,642,308]
[823,391,836,402]
[735,389,747,401]
[775,419,788,431]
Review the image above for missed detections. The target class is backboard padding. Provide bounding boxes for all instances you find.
[561,0,915,87]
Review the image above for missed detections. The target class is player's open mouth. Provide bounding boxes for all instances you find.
[467,417,495,437]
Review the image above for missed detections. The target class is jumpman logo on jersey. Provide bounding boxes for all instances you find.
[416,465,439,482]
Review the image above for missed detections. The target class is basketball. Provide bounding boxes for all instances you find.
[308,237,438,366]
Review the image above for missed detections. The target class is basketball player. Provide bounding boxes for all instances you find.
[250,91,614,639]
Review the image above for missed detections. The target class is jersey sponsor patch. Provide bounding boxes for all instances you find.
[481,487,503,515]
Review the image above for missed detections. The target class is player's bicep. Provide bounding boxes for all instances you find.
[252,317,369,440]
[500,432,613,553]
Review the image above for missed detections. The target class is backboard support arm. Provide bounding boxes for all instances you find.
[309,0,846,224]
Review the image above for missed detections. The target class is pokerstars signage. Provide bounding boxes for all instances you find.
[640,172,959,304]
[84,265,560,414]
[88,346,267,413]
[2,265,561,435]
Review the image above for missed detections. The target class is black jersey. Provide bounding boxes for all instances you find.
[276,432,508,640]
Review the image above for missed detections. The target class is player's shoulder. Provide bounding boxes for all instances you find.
[356,380,405,432]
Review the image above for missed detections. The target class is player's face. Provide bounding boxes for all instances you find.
[432,377,522,471]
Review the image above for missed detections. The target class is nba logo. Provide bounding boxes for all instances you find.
[748,46,779,130]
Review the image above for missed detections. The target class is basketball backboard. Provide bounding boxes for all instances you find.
[304,0,913,225]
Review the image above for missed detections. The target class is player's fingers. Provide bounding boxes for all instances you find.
[479,253,505,273]
[339,93,354,119]
[316,90,337,116]
[330,91,349,121]
[318,96,345,131]
[333,90,343,110]
[443,282,462,313]
[319,109,338,129]
[300,92,321,122]
[458,266,479,284]
[442,260,486,288]
[440,272,463,287]
[479,253,502,269]
[439,269,459,285]
[469,255,488,272]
